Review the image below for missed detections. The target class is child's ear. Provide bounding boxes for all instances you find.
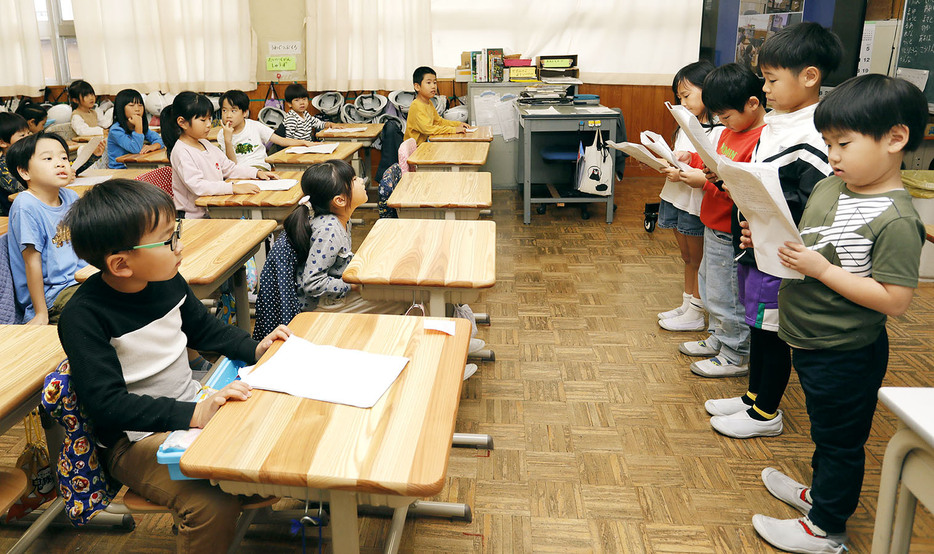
[177,116,189,130]
[104,252,134,278]
[746,96,761,112]
[886,124,910,153]
[332,194,349,209]
[800,66,821,88]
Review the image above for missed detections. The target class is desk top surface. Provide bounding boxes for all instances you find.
[115,148,169,165]
[194,170,304,208]
[80,126,217,143]
[0,217,6,236]
[342,219,496,288]
[880,388,934,448]
[388,172,492,209]
[407,142,490,167]
[82,168,153,179]
[518,104,618,118]
[316,124,383,141]
[265,142,362,166]
[76,218,275,286]
[0,326,65,424]
[180,312,469,496]
[429,126,494,143]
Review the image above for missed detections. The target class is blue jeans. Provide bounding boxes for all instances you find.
[794,330,888,534]
[697,227,749,364]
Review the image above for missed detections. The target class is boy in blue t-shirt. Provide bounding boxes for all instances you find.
[743,74,928,554]
[5,132,86,324]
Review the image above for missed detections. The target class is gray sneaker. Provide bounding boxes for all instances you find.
[690,356,749,377]
[761,467,812,515]
[679,339,719,357]
[752,515,848,554]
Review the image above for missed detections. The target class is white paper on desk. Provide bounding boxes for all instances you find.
[325,126,367,134]
[716,158,804,280]
[424,319,456,336]
[231,178,298,191]
[524,106,561,115]
[465,127,477,132]
[640,131,690,171]
[606,141,669,172]
[286,143,339,155]
[72,175,112,186]
[666,102,721,173]
[73,136,103,172]
[576,107,617,115]
[241,335,410,408]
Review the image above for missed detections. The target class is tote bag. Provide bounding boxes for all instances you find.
[576,132,613,196]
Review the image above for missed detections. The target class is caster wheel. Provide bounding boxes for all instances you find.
[536,205,546,215]
[581,209,590,220]
[644,218,656,232]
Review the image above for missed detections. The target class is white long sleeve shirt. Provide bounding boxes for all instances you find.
[169,139,258,218]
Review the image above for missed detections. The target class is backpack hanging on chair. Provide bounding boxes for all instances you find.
[575,131,613,196]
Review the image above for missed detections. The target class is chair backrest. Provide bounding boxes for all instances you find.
[137,166,174,198]
[377,163,402,219]
[374,117,404,183]
[398,138,416,174]
[0,234,23,324]
[46,122,76,141]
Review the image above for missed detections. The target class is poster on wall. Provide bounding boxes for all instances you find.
[734,1,804,74]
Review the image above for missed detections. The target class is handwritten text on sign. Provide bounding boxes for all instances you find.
[268,41,301,55]
[266,56,297,71]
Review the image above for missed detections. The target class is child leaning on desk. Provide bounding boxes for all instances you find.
[217,89,316,170]
[106,88,165,169]
[161,91,277,219]
[743,74,928,554]
[403,66,469,145]
[57,179,291,554]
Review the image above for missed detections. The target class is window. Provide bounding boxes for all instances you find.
[36,0,81,86]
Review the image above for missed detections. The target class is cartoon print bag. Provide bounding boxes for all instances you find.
[3,410,58,522]
[264,84,284,111]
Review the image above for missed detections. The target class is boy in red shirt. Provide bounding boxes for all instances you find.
[666,63,767,381]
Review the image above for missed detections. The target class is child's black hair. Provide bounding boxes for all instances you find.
[702,63,767,114]
[6,132,70,187]
[14,101,48,127]
[111,88,148,135]
[0,112,29,146]
[284,84,310,104]
[283,159,356,262]
[815,73,929,153]
[672,60,717,129]
[757,22,843,81]
[67,79,96,108]
[61,178,177,270]
[413,66,436,86]
[159,91,215,156]
[219,89,251,112]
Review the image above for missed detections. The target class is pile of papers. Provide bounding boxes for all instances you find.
[231,178,298,191]
[285,143,339,155]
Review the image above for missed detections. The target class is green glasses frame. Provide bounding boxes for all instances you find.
[113,219,182,254]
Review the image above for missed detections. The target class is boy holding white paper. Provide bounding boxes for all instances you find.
[57,179,290,552]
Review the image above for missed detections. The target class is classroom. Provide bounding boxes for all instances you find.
[2,0,934,552]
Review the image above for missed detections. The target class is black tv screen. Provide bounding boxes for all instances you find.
[699,0,867,87]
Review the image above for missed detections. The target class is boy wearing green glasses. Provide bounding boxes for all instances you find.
[56,179,291,552]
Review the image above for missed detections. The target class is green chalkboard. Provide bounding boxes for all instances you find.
[896,0,934,111]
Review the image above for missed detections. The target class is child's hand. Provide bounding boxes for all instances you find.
[222,121,235,143]
[189,381,252,428]
[778,242,828,278]
[739,220,753,249]
[93,141,106,157]
[325,122,337,129]
[301,140,315,147]
[140,143,161,154]
[255,324,292,359]
[256,171,278,181]
[673,151,693,164]
[704,167,720,183]
[232,182,260,194]
[679,168,707,188]
[128,113,144,132]
[27,312,49,326]
[662,167,682,181]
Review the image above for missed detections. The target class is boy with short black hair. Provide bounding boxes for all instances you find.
[283,83,335,141]
[0,112,30,216]
[217,89,316,170]
[57,179,290,553]
[748,73,928,554]
[403,66,468,145]
[704,22,841,440]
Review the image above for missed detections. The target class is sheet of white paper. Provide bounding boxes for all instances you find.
[895,67,929,92]
[240,335,410,408]
[524,106,561,115]
[575,107,617,115]
[325,127,367,133]
[72,136,103,172]
[465,127,478,132]
[424,319,456,336]
[716,158,804,280]
[231,178,298,191]
[640,131,690,171]
[161,428,202,451]
[286,143,339,155]
[665,102,721,173]
[72,175,112,186]
[606,141,668,172]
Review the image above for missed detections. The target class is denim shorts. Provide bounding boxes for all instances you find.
[657,199,704,236]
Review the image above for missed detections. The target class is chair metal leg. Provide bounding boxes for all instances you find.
[467,349,495,362]
[6,498,65,554]
[382,504,409,554]
[452,433,494,449]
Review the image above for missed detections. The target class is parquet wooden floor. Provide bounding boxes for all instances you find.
[2,178,934,553]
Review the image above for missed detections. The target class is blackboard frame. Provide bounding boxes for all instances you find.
[893,0,934,114]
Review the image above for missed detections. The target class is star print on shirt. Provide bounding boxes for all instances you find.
[799,193,893,277]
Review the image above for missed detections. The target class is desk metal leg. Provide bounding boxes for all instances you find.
[428,290,446,318]
[330,490,360,554]
[383,504,409,554]
[523,125,532,224]
[233,267,251,332]
[872,426,930,553]
[7,497,65,554]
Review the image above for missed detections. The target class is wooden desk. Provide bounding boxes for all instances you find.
[316,124,383,178]
[265,142,362,172]
[75,219,276,332]
[194,170,304,222]
[926,224,933,244]
[82,168,153,180]
[180,312,470,554]
[429,125,494,143]
[407,142,489,173]
[388,172,492,220]
[0,217,7,236]
[343,219,496,317]
[115,148,168,170]
[0,325,67,553]
[9,185,94,204]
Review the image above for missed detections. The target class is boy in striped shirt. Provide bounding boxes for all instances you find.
[284,83,335,141]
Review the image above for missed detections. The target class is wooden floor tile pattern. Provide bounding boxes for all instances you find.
[2,178,934,552]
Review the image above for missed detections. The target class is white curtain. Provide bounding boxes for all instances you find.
[73,0,256,94]
[305,0,433,91]
[0,0,45,96]
[430,0,704,86]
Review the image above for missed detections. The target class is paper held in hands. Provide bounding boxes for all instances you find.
[285,143,339,155]
[606,141,669,172]
[239,335,410,408]
[716,158,804,280]
[73,136,103,172]
[640,131,691,171]
[665,102,721,173]
[231,178,298,191]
